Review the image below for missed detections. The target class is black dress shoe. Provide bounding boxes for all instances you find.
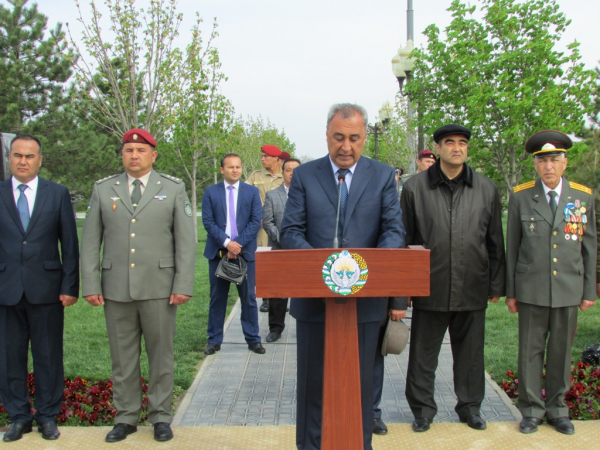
[266,331,281,343]
[203,343,221,355]
[154,422,173,442]
[412,417,431,432]
[248,342,266,354]
[372,418,388,435]
[105,423,137,443]
[260,300,269,312]
[3,422,32,442]
[37,421,60,440]
[460,414,487,430]
[519,417,543,434]
[547,417,575,435]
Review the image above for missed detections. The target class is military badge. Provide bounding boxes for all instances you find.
[85,203,91,217]
[322,250,368,296]
[154,195,167,201]
[184,201,192,217]
[110,197,120,211]
[563,200,587,242]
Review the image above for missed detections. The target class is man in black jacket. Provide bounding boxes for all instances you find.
[400,124,506,433]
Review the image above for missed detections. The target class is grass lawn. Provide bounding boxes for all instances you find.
[484,212,600,383]
[61,218,237,391]
[484,300,600,382]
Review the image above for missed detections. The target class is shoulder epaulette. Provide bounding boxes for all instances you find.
[512,180,535,193]
[159,173,182,184]
[569,181,592,195]
[95,174,119,184]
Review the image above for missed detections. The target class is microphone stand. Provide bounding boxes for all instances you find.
[332,172,345,248]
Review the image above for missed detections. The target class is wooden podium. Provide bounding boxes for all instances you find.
[256,247,429,450]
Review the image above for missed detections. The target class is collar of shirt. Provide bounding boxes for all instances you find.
[284,184,290,197]
[329,157,357,192]
[12,175,38,215]
[223,180,240,191]
[542,177,563,204]
[127,172,151,194]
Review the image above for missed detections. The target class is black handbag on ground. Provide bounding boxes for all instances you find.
[215,254,247,285]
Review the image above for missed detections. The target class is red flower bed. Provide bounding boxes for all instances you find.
[501,362,600,420]
[0,373,149,426]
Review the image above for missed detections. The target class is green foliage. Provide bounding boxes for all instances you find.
[0,0,75,132]
[229,115,296,176]
[365,96,415,171]
[407,0,595,193]
[159,16,233,242]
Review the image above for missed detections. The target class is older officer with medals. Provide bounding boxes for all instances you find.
[506,130,596,435]
[81,129,196,443]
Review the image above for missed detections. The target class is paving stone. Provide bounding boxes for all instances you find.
[176,302,520,426]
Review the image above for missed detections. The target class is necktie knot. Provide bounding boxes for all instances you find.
[18,184,27,193]
[228,185,234,192]
[133,179,142,187]
[338,169,349,178]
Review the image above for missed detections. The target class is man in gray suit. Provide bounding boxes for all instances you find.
[262,157,301,342]
[506,130,596,435]
[81,129,196,443]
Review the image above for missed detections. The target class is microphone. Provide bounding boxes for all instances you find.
[333,171,346,248]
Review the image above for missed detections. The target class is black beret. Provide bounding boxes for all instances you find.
[433,124,471,144]
[525,130,572,157]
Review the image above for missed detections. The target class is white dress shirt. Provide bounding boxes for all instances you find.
[12,176,38,216]
[329,157,357,192]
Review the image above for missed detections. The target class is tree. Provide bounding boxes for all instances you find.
[160,17,233,242]
[364,96,416,172]
[0,0,75,132]
[406,0,595,192]
[227,115,296,175]
[70,0,182,139]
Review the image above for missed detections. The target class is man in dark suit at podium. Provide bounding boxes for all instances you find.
[281,103,405,450]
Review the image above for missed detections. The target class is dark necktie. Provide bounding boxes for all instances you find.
[228,185,238,240]
[17,184,30,230]
[131,179,142,210]
[338,169,349,216]
[548,190,557,218]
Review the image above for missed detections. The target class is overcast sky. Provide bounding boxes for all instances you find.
[33,0,600,159]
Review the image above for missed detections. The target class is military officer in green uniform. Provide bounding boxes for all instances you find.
[505,130,596,435]
[245,144,283,312]
[81,129,196,443]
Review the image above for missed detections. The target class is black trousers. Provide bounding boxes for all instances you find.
[405,309,486,420]
[268,298,288,333]
[295,319,379,450]
[0,296,64,424]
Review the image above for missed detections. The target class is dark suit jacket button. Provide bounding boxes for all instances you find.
[22,241,27,245]
[22,262,27,266]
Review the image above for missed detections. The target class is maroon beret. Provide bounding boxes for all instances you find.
[261,145,282,157]
[122,128,157,148]
[418,149,436,160]
[279,152,291,160]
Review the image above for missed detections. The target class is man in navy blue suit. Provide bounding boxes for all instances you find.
[280,104,405,450]
[202,154,265,355]
[0,135,79,442]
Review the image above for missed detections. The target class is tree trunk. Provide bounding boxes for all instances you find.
[192,159,198,243]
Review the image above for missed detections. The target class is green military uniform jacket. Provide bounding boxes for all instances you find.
[81,170,196,301]
[506,178,596,307]
[245,168,283,247]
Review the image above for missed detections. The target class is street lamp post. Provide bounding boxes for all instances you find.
[391,40,417,172]
[368,102,393,161]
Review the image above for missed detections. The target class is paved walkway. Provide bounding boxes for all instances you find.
[174,300,520,427]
